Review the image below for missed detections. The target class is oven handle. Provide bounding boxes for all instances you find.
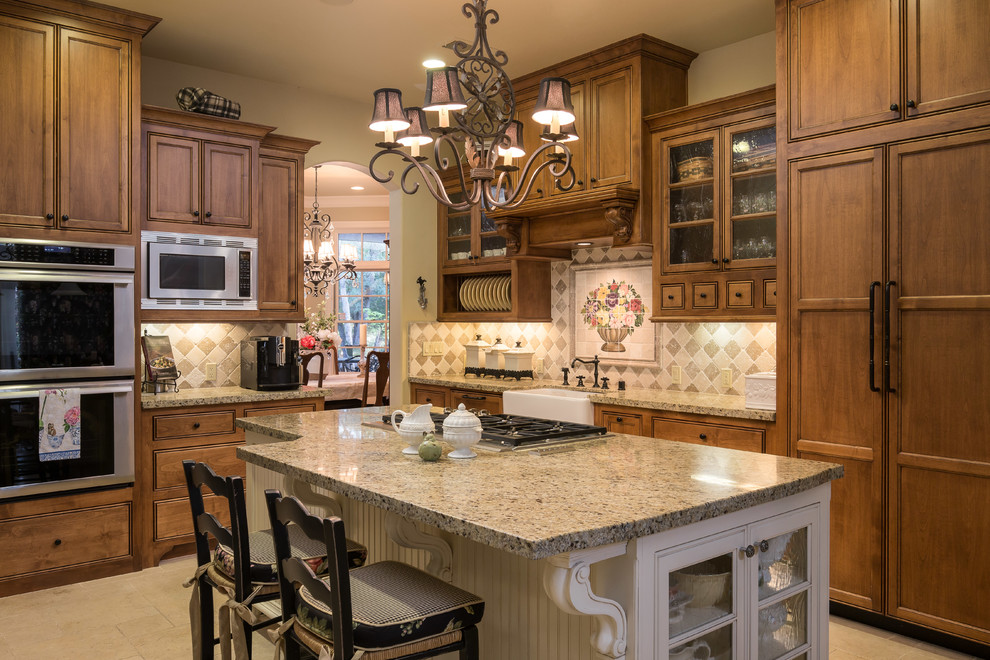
[0,270,134,285]
[0,380,134,399]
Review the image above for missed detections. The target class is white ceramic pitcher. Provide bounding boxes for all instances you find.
[391,404,435,455]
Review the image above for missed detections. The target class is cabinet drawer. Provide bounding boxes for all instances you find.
[412,386,447,408]
[727,281,754,308]
[154,443,244,491]
[244,402,319,417]
[714,426,764,453]
[154,495,229,541]
[660,284,685,309]
[450,389,502,414]
[603,412,643,436]
[692,283,717,309]
[764,279,777,307]
[652,418,714,446]
[0,504,131,579]
[152,410,236,440]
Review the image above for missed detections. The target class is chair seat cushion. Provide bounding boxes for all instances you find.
[215,526,367,584]
[296,561,484,651]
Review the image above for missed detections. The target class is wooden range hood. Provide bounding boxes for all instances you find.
[488,35,696,259]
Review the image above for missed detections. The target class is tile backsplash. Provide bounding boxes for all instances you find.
[140,322,290,389]
[409,247,775,396]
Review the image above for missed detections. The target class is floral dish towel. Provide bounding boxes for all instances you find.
[39,389,81,461]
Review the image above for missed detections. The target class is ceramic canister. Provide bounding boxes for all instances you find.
[483,337,509,377]
[463,334,490,376]
[502,340,535,380]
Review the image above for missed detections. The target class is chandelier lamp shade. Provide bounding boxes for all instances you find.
[302,165,357,297]
[367,0,579,212]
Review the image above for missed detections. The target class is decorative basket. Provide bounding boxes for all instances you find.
[672,564,730,608]
[676,156,713,182]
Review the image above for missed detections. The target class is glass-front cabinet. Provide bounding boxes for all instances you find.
[648,504,821,659]
[440,189,509,268]
[661,118,776,273]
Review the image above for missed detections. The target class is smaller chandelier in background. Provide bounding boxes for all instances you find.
[303,164,356,297]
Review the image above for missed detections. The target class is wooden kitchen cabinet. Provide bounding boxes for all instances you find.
[0,2,156,236]
[439,186,508,268]
[785,0,990,141]
[138,396,323,566]
[449,388,502,414]
[410,384,448,408]
[601,410,643,436]
[142,106,272,233]
[648,86,777,320]
[256,134,318,320]
[595,403,771,454]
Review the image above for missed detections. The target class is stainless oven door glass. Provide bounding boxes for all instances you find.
[0,379,134,498]
[0,270,135,381]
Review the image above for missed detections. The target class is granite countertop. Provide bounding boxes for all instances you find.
[141,385,334,410]
[409,374,775,421]
[236,408,839,559]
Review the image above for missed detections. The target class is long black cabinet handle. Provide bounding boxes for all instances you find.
[869,281,881,393]
[884,280,896,394]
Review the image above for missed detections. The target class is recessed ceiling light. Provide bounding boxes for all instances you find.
[576,241,593,246]
[422,59,446,69]
[350,185,365,191]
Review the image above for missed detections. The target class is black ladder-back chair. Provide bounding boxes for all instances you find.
[183,460,272,659]
[362,350,390,407]
[265,489,483,660]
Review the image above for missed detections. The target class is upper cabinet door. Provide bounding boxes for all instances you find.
[905,0,990,117]
[202,141,252,227]
[549,81,586,198]
[146,134,201,224]
[58,29,130,232]
[257,155,299,313]
[589,67,633,187]
[0,15,55,228]
[787,0,900,139]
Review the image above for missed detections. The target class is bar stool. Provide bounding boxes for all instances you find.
[182,461,367,659]
[265,489,483,659]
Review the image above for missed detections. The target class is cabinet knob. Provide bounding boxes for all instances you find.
[46,213,54,220]
[742,544,756,558]
[699,293,707,299]
[667,294,674,300]
[61,214,69,221]
[54,538,62,546]
[699,433,707,440]
[577,180,584,186]
[193,210,200,217]
[907,99,916,109]
[425,397,432,403]
[711,258,719,264]
[722,258,730,263]
[193,422,201,429]
[890,103,899,111]
[536,188,543,194]
[735,292,743,298]
[773,290,777,296]
[205,211,212,218]
[290,300,296,305]
[590,177,598,184]
[615,417,623,422]
[759,539,770,553]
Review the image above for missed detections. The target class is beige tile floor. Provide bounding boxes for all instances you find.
[0,555,980,659]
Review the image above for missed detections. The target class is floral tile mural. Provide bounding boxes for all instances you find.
[572,262,655,365]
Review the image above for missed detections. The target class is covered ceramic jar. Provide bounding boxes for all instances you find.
[462,334,490,377]
[441,403,482,459]
[483,337,510,378]
[503,340,535,380]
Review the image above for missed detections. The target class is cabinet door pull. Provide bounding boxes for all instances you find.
[425,397,432,403]
[906,100,916,109]
[193,210,200,217]
[741,544,756,558]
[590,177,598,184]
[192,422,201,429]
[735,292,742,298]
[711,258,719,264]
[722,258,730,263]
[759,539,770,553]
[577,180,584,186]
[699,433,707,440]
[615,417,623,422]
[869,281,881,393]
[46,213,54,220]
[699,293,707,299]
[54,538,62,546]
[461,393,486,400]
[61,214,69,221]
[884,280,896,393]
[536,188,543,195]
[890,103,899,111]
[204,211,212,218]
[667,294,674,300]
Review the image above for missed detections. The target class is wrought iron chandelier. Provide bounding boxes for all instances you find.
[303,165,356,297]
[368,0,578,212]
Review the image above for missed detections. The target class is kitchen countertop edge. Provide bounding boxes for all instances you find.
[141,385,334,410]
[408,375,776,422]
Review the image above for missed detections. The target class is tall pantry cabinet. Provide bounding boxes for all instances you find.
[777,0,990,647]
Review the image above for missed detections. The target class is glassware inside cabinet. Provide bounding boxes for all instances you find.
[670,224,714,265]
[448,214,471,238]
[670,183,714,223]
[758,590,808,660]
[669,553,733,639]
[758,528,808,601]
[669,624,732,660]
[731,126,775,174]
[731,173,775,217]
[670,140,714,185]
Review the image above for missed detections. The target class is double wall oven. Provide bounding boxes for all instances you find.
[0,239,135,499]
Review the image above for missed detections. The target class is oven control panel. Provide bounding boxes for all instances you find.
[0,240,133,271]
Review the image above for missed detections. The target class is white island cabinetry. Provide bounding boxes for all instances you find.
[237,408,838,659]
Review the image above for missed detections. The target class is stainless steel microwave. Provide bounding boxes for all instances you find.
[141,231,257,310]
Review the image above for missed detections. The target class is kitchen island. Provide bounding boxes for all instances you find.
[237,407,841,659]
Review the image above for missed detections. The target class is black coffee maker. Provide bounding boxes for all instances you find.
[240,336,301,390]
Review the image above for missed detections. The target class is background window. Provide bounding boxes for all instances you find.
[336,232,389,372]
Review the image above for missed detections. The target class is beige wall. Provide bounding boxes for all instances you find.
[687,30,775,105]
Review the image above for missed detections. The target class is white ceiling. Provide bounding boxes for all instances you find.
[113,0,773,201]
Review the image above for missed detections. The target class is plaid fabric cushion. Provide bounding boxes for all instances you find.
[176,86,241,120]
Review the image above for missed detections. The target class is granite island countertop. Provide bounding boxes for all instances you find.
[236,407,837,559]
[141,385,334,410]
[409,374,775,421]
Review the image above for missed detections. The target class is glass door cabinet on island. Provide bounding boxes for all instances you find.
[661,118,776,273]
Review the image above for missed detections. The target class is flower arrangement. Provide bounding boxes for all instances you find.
[298,309,342,351]
[580,279,648,331]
